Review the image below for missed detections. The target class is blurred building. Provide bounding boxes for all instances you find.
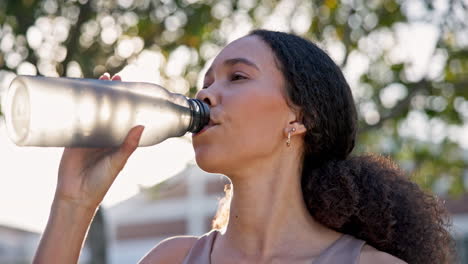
[105,164,229,264]
[0,223,94,264]
[0,224,40,264]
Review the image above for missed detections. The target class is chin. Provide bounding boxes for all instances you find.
[193,147,226,174]
[194,153,221,174]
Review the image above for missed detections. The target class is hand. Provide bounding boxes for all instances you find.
[54,73,144,210]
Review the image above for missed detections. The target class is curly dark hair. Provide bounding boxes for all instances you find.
[212,30,456,264]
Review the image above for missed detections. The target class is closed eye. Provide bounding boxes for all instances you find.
[202,73,247,89]
[231,73,247,81]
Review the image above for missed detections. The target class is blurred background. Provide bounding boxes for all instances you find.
[0,0,467,263]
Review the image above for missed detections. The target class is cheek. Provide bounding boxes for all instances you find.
[193,81,289,173]
[232,84,288,141]
[232,104,283,150]
[220,91,288,161]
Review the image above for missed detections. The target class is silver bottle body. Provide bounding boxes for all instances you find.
[4,76,209,147]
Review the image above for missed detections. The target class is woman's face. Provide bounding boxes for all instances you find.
[192,35,296,175]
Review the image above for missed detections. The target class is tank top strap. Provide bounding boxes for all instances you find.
[312,234,366,264]
[181,231,365,264]
[181,229,218,264]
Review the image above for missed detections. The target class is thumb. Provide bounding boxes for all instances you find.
[110,125,145,173]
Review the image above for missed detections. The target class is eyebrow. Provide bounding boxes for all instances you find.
[205,57,260,78]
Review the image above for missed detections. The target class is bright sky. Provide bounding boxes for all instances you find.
[0,119,195,232]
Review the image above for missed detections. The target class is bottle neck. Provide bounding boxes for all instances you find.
[187,99,210,133]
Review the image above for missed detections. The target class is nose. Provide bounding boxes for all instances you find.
[196,88,217,107]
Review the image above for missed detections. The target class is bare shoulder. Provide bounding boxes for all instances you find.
[359,244,407,264]
[138,236,198,264]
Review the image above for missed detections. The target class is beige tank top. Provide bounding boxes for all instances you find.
[181,230,366,264]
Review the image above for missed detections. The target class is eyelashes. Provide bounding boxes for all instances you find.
[230,73,247,81]
[203,73,247,89]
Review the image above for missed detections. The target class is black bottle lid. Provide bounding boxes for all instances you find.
[187,99,210,133]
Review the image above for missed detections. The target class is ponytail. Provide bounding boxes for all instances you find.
[301,154,455,263]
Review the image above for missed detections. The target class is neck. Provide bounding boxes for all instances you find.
[218,150,340,260]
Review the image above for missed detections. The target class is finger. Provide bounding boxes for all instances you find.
[99,73,111,80]
[111,75,122,81]
[109,126,145,173]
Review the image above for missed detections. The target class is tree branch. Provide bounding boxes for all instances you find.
[60,1,93,77]
[359,80,429,133]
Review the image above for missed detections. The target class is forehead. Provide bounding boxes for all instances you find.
[211,35,277,70]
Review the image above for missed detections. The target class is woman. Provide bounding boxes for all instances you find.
[33,30,454,264]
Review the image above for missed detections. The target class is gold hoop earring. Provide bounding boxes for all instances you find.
[286,128,296,147]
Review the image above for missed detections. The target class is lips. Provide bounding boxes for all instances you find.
[193,119,219,136]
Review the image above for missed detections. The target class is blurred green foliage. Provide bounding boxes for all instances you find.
[0,0,467,196]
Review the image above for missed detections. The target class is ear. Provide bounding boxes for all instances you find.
[284,111,307,137]
[283,121,307,137]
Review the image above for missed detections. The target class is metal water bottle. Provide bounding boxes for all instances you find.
[4,76,210,147]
